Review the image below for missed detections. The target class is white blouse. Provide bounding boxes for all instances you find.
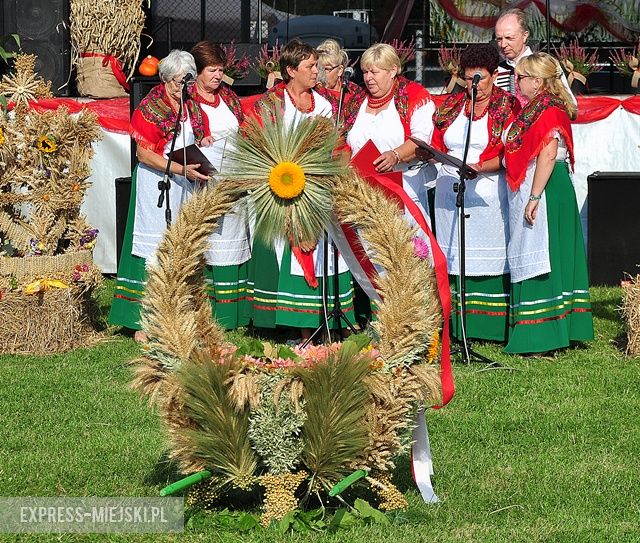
[346,97,438,230]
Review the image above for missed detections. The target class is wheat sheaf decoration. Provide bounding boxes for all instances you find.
[223,113,348,246]
[132,111,443,523]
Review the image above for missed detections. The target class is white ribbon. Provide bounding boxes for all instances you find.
[325,214,381,303]
[411,409,439,503]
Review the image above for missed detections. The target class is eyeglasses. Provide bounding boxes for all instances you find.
[323,65,340,72]
[516,75,533,81]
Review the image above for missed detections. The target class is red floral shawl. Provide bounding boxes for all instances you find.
[317,81,362,118]
[431,85,520,168]
[129,83,208,155]
[504,91,574,191]
[188,82,245,125]
[342,76,432,140]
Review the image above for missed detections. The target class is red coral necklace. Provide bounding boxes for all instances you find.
[286,88,315,113]
[367,86,395,110]
[197,87,221,108]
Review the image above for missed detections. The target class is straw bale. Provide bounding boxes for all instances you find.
[0,287,98,355]
[622,275,640,356]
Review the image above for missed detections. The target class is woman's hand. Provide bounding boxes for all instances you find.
[201,136,215,147]
[373,150,399,173]
[183,163,209,183]
[524,199,539,225]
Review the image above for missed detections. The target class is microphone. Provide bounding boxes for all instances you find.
[180,72,194,102]
[342,67,354,88]
[181,72,195,86]
[471,72,482,88]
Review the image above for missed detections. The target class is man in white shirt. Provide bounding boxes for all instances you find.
[494,8,575,105]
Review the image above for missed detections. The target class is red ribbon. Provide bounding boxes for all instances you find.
[80,52,130,92]
[290,242,318,289]
[350,141,454,408]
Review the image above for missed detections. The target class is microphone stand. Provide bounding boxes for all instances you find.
[303,75,357,346]
[157,81,188,228]
[453,81,498,367]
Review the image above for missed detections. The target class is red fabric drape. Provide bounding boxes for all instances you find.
[435,0,636,42]
[26,97,130,133]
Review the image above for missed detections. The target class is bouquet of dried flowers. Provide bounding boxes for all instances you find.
[609,41,640,89]
[554,39,598,87]
[437,45,465,93]
[387,37,416,69]
[220,42,251,85]
[253,42,283,88]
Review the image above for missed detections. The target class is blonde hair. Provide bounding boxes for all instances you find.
[360,43,402,74]
[317,38,348,69]
[516,52,577,119]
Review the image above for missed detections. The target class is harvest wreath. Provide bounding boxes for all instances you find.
[0,55,102,354]
[131,113,447,525]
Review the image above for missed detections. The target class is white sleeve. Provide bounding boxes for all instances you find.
[410,100,436,144]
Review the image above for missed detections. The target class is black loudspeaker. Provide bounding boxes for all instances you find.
[587,171,640,285]
[2,0,71,96]
[129,76,161,171]
[115,177,132,269]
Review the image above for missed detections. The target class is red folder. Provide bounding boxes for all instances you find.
[351,140,404,208]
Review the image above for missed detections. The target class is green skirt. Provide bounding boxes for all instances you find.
[504,163,594,354]
[249,239,355,330]
[108,168,250,331]
[450,274,510,342]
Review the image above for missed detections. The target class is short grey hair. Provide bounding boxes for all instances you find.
[496,8,529,34]
[158,50,196,83]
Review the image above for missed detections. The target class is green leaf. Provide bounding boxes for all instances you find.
[277,344,298,360]
[354,499,390,525]
[234,337,265,357]
[330,508,356,529]
[277,510,296,534]
[236,513,259,532]
[292,518,309,533]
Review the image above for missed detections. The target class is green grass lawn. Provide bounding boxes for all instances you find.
[1,284,639,542]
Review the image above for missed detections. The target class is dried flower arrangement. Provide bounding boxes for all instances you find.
[609,41,640,89]
[0,55,103,354]
[254,43,283,88]
[554,39,599,89]
[437,45,465,93]
[387,38,416,69]
[220,42,251,86]
[130,113,445,525]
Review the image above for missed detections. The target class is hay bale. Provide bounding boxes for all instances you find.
[0,287,97,355]
[622,275,640,356]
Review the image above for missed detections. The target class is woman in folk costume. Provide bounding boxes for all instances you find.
[342,44,437,324]
[188,41,251,329]
[109,50,210,342]
[316,38,360,111]
[250,38,355,340]
[431,44,520,343]
[504,52,593,354]
[343,43,438,231]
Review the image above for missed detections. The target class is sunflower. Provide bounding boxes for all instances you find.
[269,161,305,199]
[36,135,57,153]
[224,111,348,245]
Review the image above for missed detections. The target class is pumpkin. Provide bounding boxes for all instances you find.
[138,59,158,77]
[144,55,160,67]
